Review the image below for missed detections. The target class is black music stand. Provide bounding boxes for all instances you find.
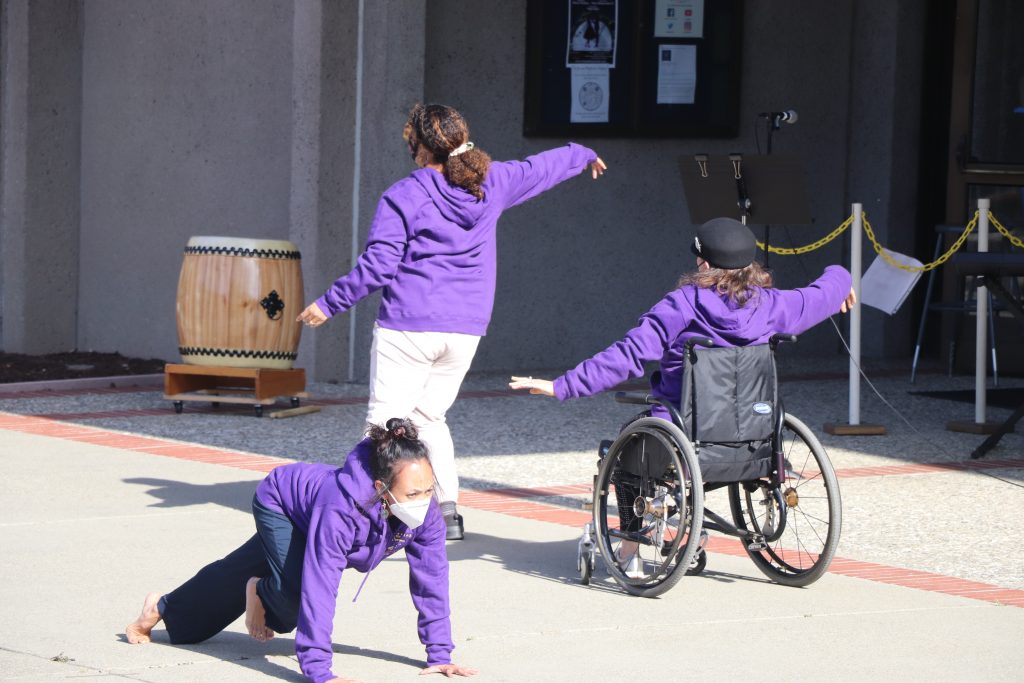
[680,154,812,265]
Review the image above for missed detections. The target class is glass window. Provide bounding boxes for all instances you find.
[969,0,1024,164]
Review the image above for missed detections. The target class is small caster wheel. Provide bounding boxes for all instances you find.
[173,401,184,414]
[578,550,595,585]
[254,405,264,418]
[686,548,707,576]
[290,397,301,408]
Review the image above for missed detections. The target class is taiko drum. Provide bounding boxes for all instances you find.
[176,236,303,369]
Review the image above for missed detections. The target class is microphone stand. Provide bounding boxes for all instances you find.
[762,113,787,268]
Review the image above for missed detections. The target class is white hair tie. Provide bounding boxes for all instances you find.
[448,141,474,158]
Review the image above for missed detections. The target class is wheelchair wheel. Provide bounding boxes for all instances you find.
[593,418,704,598]
[729,413,841,587]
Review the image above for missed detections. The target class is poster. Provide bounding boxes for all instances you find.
[656,44,697,104]
[570,66,610,123]
[566,0,618,67]
[654,0,704,39]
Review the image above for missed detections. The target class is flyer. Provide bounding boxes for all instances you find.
[566,0,618,67]
[860,251,924,315]
[656,44,697,104]
[570,66,610,123]
[654,0,704,39]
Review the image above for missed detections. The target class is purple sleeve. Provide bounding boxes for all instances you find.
[404,504,453,665]
[768,265,853,335]
[315,194,407,317]
[554,293,689,401]
[294,505,355,683]
[488,143,598,209]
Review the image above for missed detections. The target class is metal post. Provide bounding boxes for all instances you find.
[974,198,990,423]
[849,203,863,426]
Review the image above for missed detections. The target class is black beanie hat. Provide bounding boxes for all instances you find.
[689,217,757,269]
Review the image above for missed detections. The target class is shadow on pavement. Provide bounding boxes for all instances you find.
[124,477,258,513]
[133,630,425,680]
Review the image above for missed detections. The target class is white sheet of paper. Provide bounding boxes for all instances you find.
[860,251,924,315]
[654,0,704,38]
[570,66,610,123]
[656,44,696,104]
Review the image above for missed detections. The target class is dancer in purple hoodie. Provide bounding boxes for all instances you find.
[509,217,854,572]
[126,419,476,683]
[297,103,606,540]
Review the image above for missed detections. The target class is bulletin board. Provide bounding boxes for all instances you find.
[524,0,743,138]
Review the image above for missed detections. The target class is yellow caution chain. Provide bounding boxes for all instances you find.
[756,210,1022,274]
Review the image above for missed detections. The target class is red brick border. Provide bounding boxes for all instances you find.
[2,409,1022,608]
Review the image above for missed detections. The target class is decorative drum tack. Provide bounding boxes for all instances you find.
[176,236,303,369]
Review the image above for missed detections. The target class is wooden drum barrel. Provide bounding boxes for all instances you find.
[176,236,303,369]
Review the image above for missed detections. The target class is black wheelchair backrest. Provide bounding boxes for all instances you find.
[680,343,778,444]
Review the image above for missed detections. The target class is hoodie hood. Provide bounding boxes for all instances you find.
[689,286,770,342]
[410,167,490,229]
[334,439,388,526]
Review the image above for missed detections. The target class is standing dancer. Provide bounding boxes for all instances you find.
[125,419,476,683]
[298,103,606,540]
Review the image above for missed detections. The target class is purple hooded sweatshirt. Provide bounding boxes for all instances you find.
[554,266,853,410]
[254,440,450,683]
[315,143,599,336]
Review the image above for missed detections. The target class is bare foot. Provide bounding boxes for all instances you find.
[244,577,274,642]
[125,592,162,644]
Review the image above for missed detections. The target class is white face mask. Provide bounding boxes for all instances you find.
[386,491,431,529]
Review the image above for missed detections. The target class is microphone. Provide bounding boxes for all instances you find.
[760,110,798,124]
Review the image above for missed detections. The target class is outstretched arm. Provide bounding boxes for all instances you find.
[510,292,689,401]
[297,195,409,326]
[771,265,855,335]
[489,143,603,209]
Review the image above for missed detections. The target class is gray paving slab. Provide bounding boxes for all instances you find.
[2,427,1024,682]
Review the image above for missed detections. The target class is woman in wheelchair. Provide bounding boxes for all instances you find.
[510,217,855,595]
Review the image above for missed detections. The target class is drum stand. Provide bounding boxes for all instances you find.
[164,364,307,417]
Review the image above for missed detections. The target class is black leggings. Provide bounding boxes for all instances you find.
[158,497,306,644]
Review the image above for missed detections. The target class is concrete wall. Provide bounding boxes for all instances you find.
[424,0,925,373]
[77,0,295,361]
[0,0,82,353]
[0,0,931,381]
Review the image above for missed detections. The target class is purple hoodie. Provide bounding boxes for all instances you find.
[255,440,450,683]
[315,143,599,336]
[554,266,853,410]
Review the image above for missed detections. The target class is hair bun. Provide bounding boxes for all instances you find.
[384,417,417,441]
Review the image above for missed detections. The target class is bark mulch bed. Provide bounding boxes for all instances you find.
[0,351,166,384]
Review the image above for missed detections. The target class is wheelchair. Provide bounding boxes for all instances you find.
[576,334,842,597]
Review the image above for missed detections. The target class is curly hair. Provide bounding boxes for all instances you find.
[403,103,491,200]
[677,261,774,306]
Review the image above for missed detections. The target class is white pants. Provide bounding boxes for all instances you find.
[366,324,481,504]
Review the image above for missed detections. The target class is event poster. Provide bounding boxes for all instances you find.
[654,0,704,39]
[570,66,610,123]
[566,0,618,67]
[656,44,697,104]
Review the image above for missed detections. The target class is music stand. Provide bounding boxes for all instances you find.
[680,154,811,265]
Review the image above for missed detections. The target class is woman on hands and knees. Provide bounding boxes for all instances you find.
[126,418,476,682]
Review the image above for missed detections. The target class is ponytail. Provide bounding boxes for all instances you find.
[404,103,491,200]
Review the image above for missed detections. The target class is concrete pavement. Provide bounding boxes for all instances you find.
[2,381,1024,682]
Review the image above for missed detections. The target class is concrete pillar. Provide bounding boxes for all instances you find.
[0,0,82,353]
[297,0,426,383]
[844,0,928,357]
